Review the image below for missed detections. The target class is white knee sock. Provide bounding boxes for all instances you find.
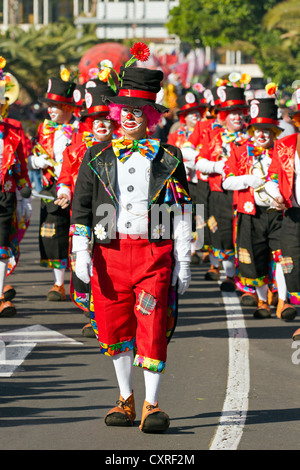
[112,350,134,400]
[222,259,235,278]
[53,268,65,286]
[144,369,162,406]
[0,259,9,296]
[209,252,219,268]
[256,284,268,302]
[275,262,287,301]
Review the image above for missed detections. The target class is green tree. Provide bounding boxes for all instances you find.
[167,0,300,85]
[167,0,280,48]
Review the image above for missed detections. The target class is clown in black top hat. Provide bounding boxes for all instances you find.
[195,73,251,291]
[71,42,192,434]
[222,82,296,321]
[28,67,79,303]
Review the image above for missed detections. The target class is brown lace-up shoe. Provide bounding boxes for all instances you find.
[0,296,17,317]
[205,265,220,281]
[105,392,136,426]
[139,401,170,433]
[46,284,66,301]
[253,300,271,319]
[276,299,297,321]
[3,285,16,302]
[220,276,236,292]
[240,292,258,306]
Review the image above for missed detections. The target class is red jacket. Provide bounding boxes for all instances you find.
[0,120,31,192]
[188,119,219,181]
[267,133,299,209]
[198,126,249,193]
[224,142,274,215]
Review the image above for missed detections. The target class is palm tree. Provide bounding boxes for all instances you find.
[1,21,99,102]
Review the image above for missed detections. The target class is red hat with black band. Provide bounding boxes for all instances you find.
[248,97,283,131]
[105,66,168,114]
[40,77,77,106]
[215,85,248,111]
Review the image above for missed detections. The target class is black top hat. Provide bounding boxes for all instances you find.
[210,86,222,107]
[40,77,76,106]
[215,85,248,111]
[105,66,168,113]
[82,80,117,117]
[73,84,86,107]
[177,88,208,115]
[248,98,283,131]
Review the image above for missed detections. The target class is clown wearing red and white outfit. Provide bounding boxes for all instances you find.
[71,45,192,433]
[185,87,225,263]
[168,87,209,263]
[28,75,78,301]
[264,88,300,336]
[195,83,249,290]
[223,96,296,320]
[0,58,31,317]
[56,78,118,337]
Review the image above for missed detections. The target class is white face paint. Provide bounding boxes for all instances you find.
[48,106,59,122]
[121,107,145,132]
[185,111,200,127]
[225,110,244,132]
[253,128,271,147]
[93,119,112,139]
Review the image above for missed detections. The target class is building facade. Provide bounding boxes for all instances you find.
[0,0,262,78]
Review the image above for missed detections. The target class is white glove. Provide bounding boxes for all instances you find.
[54,163,62,178]
[72,235,93,284]
[171,261,191,295]
[264,181,282,199]
[213,160,225,175]
[31,154,51,170]
[243,174,265,189]
[22,197,32,223]
[75,250,93,284]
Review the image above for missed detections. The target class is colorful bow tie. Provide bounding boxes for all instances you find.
[249,144,271,159]
[43,119,74,139]
[221,130,240,144]
[82,131,100,148]
[111,137,160,163]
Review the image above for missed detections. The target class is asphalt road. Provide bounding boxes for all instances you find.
[0,198,300,454]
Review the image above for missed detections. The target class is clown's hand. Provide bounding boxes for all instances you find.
[72,235,92,284]
[171,260,191,295]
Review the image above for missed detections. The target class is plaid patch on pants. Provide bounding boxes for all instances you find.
[136,290,157,315]
[279,256,294,274]
[207,215,218,233]
[238,247,252,264]
[40,222,56,238]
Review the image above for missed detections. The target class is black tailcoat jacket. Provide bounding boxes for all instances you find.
[70,141,191,244]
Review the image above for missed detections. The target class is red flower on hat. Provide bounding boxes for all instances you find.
[130,42,150,62]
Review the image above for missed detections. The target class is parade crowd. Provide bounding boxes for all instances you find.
[1,43,300,433]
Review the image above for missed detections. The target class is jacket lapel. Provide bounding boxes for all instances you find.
[89,144,118,207]
[148,145,179,206]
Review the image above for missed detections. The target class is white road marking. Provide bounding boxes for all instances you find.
[0,324,83,377]
[209,278,250,450]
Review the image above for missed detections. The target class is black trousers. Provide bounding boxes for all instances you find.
[0,191,16,248]
[39,183,70,266]
[209,190,234,252]
[236,206,282,280]
[280,207,300,295]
